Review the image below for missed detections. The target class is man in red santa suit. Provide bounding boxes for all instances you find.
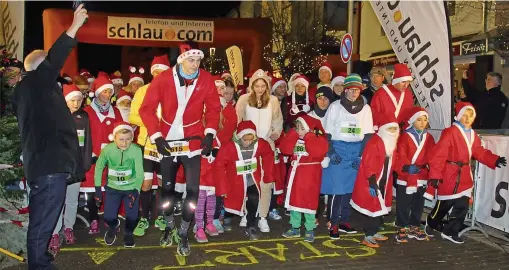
[424,102,506,244]
[139,41,221,256]
[82,74,123,234]
[370,63,414,129]
[350,114,400,248]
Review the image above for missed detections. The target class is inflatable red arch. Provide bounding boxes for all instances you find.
[42,9,272,77]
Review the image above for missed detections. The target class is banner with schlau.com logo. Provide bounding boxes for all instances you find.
[370,0,452,129]
[107,16,214,43]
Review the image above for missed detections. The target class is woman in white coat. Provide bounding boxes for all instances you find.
[236,69,284,233]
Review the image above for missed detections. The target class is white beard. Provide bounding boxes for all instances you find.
[118,107,130,122]
[377,129,399,156]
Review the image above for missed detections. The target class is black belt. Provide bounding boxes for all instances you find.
[166,136,202,143]
[446,160,468,194]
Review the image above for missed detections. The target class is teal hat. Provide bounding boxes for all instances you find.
[343,73,363,89]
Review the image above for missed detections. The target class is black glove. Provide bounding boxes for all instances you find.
[128,190,139,209]
[94,187,102,208]
[91,156,98,164]
[496,157,507,168]
[201,133,214,156]
[211,148,219,158]
[428,179,441,189]
[155,137,171,156]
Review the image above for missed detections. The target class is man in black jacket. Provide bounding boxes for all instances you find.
[12,5,88,269]
[462,71,508,129]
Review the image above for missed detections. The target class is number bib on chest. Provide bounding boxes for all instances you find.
[274,148,280,164]
[235,158,258,175]
[108,169,133,186]
[340,121,361,137]
[143,148,160,162]
[168,141,190,156]
[77,129,85,147]
[293,140,308,156]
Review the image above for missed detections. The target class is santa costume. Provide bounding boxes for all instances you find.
[214,121,274,238]
[279,114,328,239]
[322,74,374,237]
[394,107,435,242]
[139,42,221,253]
[425,102,505,244]
[286,75,313,128]
[370,63,414,129]
[350,114,399,248]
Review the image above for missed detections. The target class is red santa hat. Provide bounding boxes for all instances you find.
[377,113,399,132]
[331,72,347,87]
[63,84,82,101]
[116,89,133,105]
[128,66,144,85]
[295,113,325,135]
[151,54,171,74]
[236,120,257,138]
[406,107,428,128]
[177,42,204,64]
[108,121,134,141]
[290,75,310,114]
[79,69,95,83]
[454,101,476,121]
[97,71,110,79]
[248,69,271,91]
[62,73,72,83]
[244,69,255,82]
[110,71,123,85]
[271,77,287,94]
[318,61,333,78]
[90,74,114,98]
[391,63,413,85]
[287,72,301,94]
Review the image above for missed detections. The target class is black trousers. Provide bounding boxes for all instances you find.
[27,173,69,270]
[214,196,223,220]
[246,185,260,228]
[361,214,383,237]
[426,196,469,237]
[85,191,99,221]
[160,155,201,223]
[396,185,426,227]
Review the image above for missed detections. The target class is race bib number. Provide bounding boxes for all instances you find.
[340,121,361,137]
[144,148,160,162]
[293,140,308,156]
[168,141,190,156]
[274,149,280,164]
[77,129,85,147]
[108,169,132,186]
[235,158,257,175]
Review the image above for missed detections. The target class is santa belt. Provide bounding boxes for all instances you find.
[447,160,468,167]
[291,161,320,166]
[165,136,202,143]
[161,118,201,128]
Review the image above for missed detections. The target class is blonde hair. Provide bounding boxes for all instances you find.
[248,78,270,108]
[24,50,47,71]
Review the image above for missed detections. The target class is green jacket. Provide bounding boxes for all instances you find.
[94,143,144,192]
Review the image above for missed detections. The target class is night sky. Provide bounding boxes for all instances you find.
[24,1,240,74]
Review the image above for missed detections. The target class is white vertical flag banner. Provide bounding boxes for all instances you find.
[370,0,452,129]
[0,1,25,60]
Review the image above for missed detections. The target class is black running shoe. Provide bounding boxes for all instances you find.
[329,225,340,240]
[104,229,117,246]
[124,233,135,248]
[441,233,464,244]
[424,219,435,237]
[177,233,191,256]
[338,222,357,234]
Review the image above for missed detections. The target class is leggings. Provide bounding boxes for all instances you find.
[53,182,81,234]
[246,185,260,228]
[159,155,201,223]
[194,190,216,229]
[85,191,99,222]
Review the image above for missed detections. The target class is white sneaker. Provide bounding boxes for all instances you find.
[258,218,270,233]
[239,215,247,227]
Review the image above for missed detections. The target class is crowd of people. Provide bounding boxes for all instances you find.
[13,6,508,269]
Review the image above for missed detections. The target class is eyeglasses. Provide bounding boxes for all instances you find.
[347,88,361,92]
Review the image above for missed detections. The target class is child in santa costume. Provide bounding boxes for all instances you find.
[94,122,144,248]
[83,74,123,234]
[279,114,328,242]
[215,121,275,240]
[370,63,414,129]
[124,66,145,95]
[424,102,506,244]
[322,74,374,239]
[48,84,93,255]
[394,107,435,243]
[350,114,400,248]
[130,54,171,236]
[331,72,347,102]
[286,75,313,130]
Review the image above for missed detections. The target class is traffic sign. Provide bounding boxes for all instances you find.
[340,33,353,63]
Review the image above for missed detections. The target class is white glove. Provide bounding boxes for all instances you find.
[321,157,330,168]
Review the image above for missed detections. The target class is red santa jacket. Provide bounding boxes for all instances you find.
[425,123,498,200]
[279,130,328,214]
[370,84,413,128]
[199,138,221,191]
[273,132,287,195]
[350,134,397,217]
[395,131,435,196]
[214,139,274,216]
[82,103,122,191]
[216,102,237,146]
[139,67,221,157]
